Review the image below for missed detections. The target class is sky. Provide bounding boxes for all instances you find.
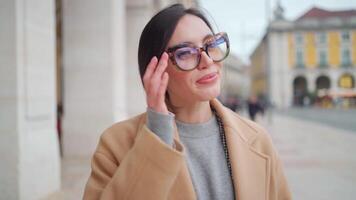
[199,0,356,64]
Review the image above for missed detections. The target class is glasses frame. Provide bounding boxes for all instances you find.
[166,32,230,71]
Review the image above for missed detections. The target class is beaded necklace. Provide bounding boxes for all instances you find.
[212,108,236,199]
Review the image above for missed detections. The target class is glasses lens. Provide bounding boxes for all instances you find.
[207,34,229,62]
[174,47,199,70]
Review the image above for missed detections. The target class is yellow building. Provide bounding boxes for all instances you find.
[250,38,267,98]
[250,4,356,108]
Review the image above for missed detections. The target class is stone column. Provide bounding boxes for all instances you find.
[330,70,339,92]
[269,32,285,108]
[125,0,155,117]
[306,72,315,93]
[62,0,127,157]
[0,0,60,199]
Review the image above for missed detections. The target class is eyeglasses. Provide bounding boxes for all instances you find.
[167,32,230,71]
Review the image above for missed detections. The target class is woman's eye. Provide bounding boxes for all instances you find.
[176,48,197,59]
[208,37,225,48]
[177,51,191,59]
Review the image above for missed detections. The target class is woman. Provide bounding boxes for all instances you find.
[83,4,291,200]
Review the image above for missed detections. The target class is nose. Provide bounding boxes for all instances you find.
[197,51,214,70]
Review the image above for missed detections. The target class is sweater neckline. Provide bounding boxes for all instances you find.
[176,114,218,138]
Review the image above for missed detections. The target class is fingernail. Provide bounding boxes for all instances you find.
[151,56,157,63]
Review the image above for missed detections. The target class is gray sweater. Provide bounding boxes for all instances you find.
[147,108,234,200]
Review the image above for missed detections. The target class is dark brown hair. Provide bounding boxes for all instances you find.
[137,4,214,82]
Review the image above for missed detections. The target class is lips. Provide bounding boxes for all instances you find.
[196,72,219,84]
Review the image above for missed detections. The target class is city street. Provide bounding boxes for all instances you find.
[276,107,356,133]
[45,109,356,200]
[259,110,356,200]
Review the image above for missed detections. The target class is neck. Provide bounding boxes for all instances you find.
[173,101,213,124]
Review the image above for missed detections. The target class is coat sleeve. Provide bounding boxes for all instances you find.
[83,125,185,200]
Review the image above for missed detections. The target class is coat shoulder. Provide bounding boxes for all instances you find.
[101,113,145,141]
[95,113,146,163]
[228,110,276,154]
[236,114,270,137]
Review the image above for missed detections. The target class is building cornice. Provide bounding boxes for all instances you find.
[268,17,356,32]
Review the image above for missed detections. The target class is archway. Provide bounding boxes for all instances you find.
[338,73,355,89]
[315,75,332,108]
[316,75,331,90]
[293,76,308,106]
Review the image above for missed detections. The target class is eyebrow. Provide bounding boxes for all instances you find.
[202,33,215,43]
[167,33,214,51]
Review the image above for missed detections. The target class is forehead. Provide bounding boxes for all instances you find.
[167,14,213,47]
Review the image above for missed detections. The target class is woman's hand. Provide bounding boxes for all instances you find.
[143,52,170,115]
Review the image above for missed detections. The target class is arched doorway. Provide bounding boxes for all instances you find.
[315,75,332,108]
[337,73,356,108]
[316,75,331,90]
[338,73,355,89]
[293,76,308,106]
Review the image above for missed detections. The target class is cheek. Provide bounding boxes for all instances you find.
[166,65,193,91]
[216,62,223,71]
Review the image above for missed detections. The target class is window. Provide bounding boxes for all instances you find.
[295,33,303,46]
[341,31,350,42]
[296,49,304,68]
[341,48,351,66]
[318,49,328,67]
[317,32,327,45]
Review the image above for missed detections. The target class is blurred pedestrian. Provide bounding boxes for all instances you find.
[226,96,238,112]
[247,95,264,121]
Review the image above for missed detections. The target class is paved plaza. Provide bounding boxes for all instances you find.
[42,158,91,200]
[259,112,356,200]
[276,107,356,133]
[45,110,356,200]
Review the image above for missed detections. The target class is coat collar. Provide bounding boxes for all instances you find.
[210,99,259,145]
[138,99,271,200]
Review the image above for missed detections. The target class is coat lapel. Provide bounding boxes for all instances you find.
[211,99,270,200]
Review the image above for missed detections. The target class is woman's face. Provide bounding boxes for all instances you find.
[166,14,223,106]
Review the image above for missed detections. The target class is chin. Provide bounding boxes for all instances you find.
[196,86,221,101]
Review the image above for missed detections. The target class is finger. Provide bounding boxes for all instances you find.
[157,72,169,104]
[143,56,158,84]
[154,52,169,75]
[149,53,168,92]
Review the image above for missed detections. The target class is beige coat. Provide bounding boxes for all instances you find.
[83,99,292,200]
